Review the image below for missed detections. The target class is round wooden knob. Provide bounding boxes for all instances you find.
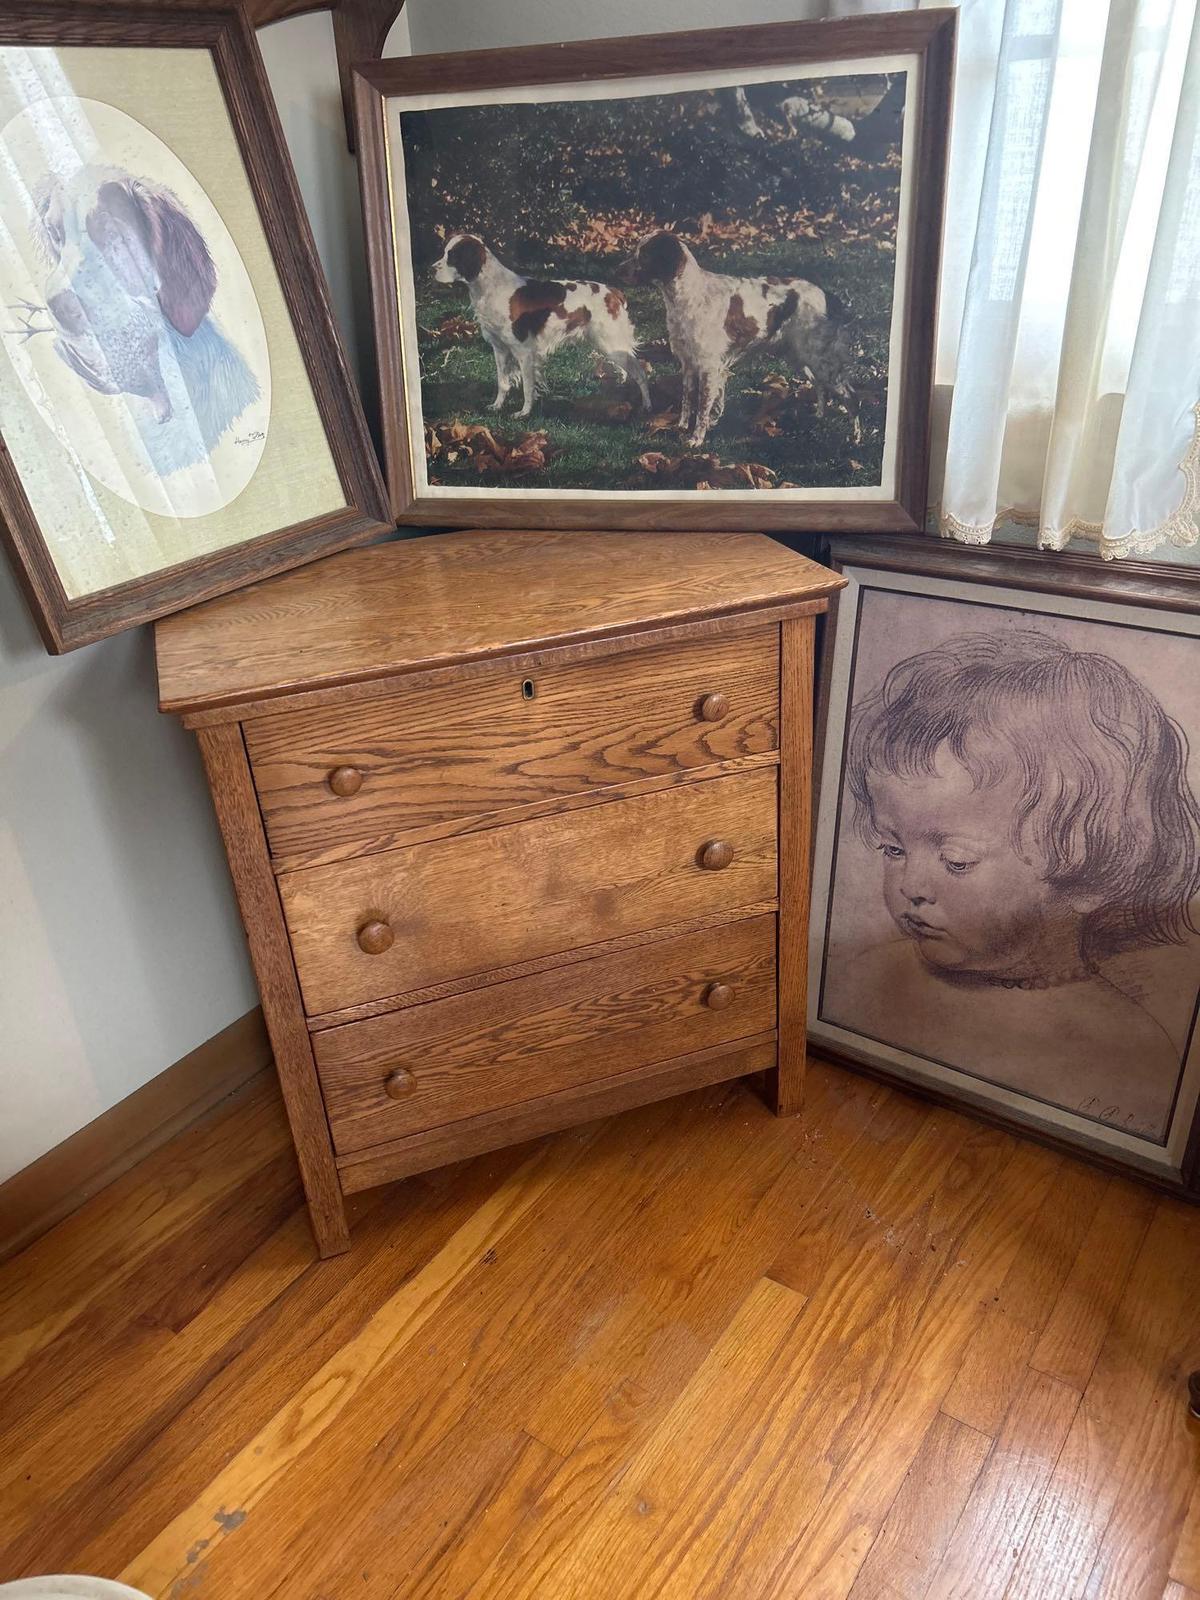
[703,981,735,1011]
[697,839,734,872]
[384,1068,416,1099]
[328,765,363,797]
[357,919,394,955]
[697,692,729,723]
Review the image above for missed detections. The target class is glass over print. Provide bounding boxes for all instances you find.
[810,564,1200,1180]
[389,60,917,504]
[355,13,956,530]
[0,12,390,654]
[0,45,344,601]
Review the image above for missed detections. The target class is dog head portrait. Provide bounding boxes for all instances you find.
[432,233,487,286]
[617,230,689,286]
[25,162,259,471]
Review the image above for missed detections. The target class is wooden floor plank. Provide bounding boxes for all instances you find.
[521,1060,888,1457]
[1,1056,1195,1600]
[405,1430,564,1600]
[499,1113,1027,1599]
[127,1092,740,1600]
[0,1152,303,1535]
[0,1080,290,1382]
[940,1161,1106,1436]
[460,1066,894,1599]
[1002,1200,1200,1600]
[1171,1476,1200,1591]
[1030,1177,1156,1392]
[7,1154,523,1579]
[749,1134,1063,1600]
[118,1123,601,1599]
[255,1079,869,1600]
[925,1367,1082,1599]
[846,1411,993,1600]
[1077,1199,1200,1600]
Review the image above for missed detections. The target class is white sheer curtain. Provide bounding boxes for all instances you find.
[833,0,1200,561]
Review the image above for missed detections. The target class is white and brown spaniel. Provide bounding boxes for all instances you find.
[620,229,855,447]
[432,233,650,418]
[24,164,259,474]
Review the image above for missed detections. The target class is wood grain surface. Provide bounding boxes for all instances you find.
[315,914,776,1150]
[246,627,779,860]
[154,529,844,715]
[0,1007,271,1265]
[771,612,815,1117]
[335,1036,779,1193]
[828,533,1200,617]
[3,1056,1196,1599]
[197,724,350,1256]
[278,765,778,1016]
[304,897,779,1027]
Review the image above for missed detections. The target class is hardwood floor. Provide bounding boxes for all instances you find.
[1,1059,1197,1599]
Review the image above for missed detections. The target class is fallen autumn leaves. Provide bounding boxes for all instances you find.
[425,415,811,489]
[426,421,558,475]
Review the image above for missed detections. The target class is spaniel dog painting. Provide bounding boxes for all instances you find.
[397,64,907,496]
[18,163,259,478]
[432,232,650,418]
[620,229,856,448]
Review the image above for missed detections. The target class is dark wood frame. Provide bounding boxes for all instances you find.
[352,10,957,533]
[0,2,393,653]
[820,534,1200,616]
[809,533,1200,1199]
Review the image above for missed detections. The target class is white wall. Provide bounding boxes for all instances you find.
[406,0,817,51]
[0,572,259,1182]
[0,8,410,1183]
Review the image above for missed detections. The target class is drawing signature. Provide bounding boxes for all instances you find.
[235,430,265,446]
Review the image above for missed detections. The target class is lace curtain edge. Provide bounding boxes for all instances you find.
[937,399,1200,563]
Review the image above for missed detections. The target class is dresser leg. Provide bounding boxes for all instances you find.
[772,614,815,1118]
[197,723,352,1257]
[309,1190,352,1258]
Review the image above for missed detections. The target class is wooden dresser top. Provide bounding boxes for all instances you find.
[155,529,844,717]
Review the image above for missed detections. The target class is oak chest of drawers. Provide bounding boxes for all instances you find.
[156,529,844,1254]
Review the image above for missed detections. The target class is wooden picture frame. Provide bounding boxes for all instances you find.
[0,3,392,652]
[944,526,1200,589]
[353,11,956,533]
[808,534,1200,1197]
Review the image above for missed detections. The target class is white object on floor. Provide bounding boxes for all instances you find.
[0,1582,151,1599]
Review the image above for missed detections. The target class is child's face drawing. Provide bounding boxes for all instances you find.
[866,746,1082,977]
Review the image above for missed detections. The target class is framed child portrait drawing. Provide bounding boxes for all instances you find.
[809,539,1200,1193]
[353,11,956,532]
[0,3,391,652]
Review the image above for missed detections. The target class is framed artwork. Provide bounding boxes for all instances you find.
[353,11,956,532]
[809,538,1200,1192]
[0,4,392,652]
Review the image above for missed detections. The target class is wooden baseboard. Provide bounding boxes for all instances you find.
[0,1007,273,1264]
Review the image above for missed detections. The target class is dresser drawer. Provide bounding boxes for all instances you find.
[245,628,779,861]
[314,915,776,1152]
[278,765,778,1016]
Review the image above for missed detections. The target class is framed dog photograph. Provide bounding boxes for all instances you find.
[354,12,956,532]
[809,538,1200,1192]
[0,4,391,652]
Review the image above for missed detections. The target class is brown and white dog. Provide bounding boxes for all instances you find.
[432,233,650,418]
[18,164,259,471]
[620,230,855,447]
